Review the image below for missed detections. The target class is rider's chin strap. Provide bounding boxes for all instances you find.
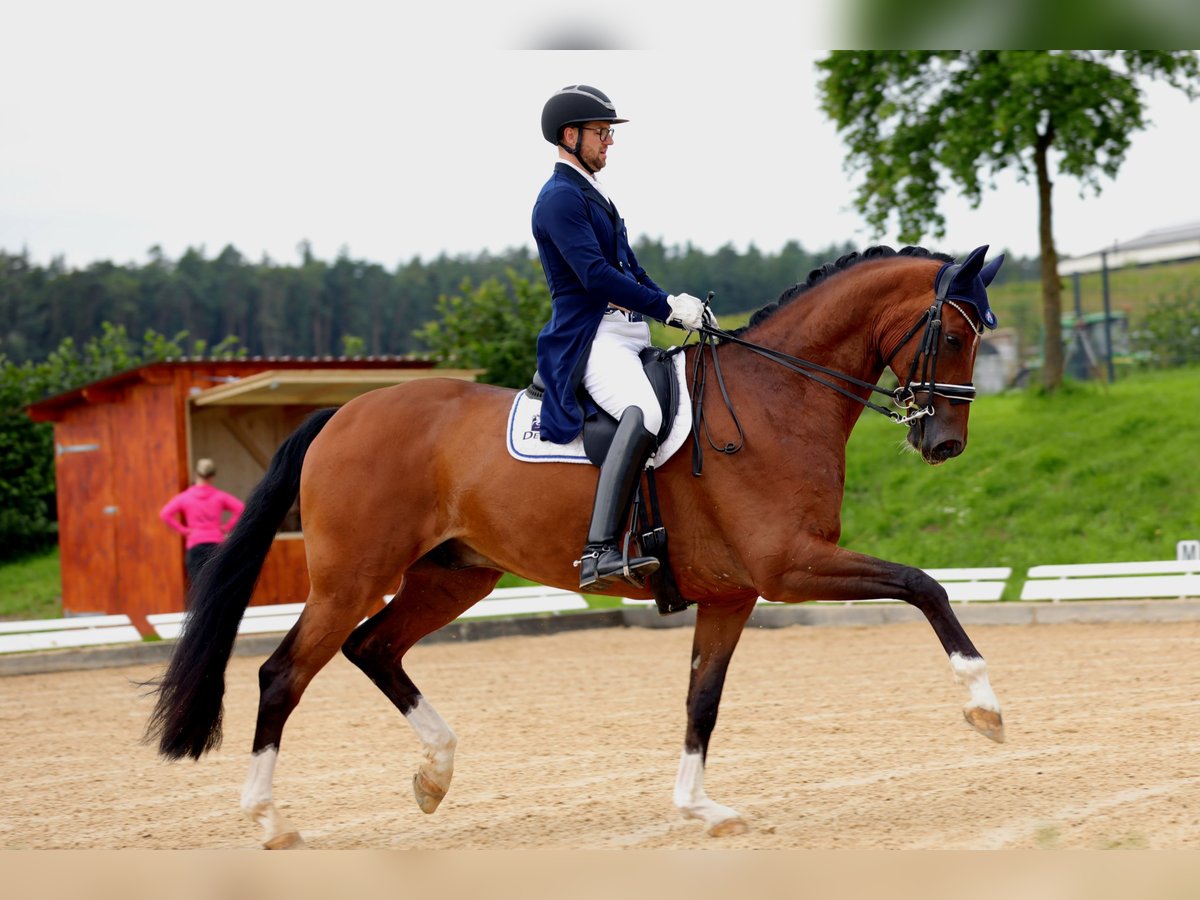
[558,130,595,175]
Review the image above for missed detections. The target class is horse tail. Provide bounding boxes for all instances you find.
[146,407,338,761]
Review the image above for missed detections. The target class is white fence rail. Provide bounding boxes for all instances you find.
[1,586,588,655]
[146,585,588,640]
[0,615,143,654]
[1019,560,1200,602]
[6,558,1199,655]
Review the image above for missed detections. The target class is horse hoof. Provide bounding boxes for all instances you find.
[707,817,749,837]
[413,771,448,814]
[964,707,1006,743]
[263,831,304,850]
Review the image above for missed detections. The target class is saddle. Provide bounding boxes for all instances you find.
[525,346,691,615]
[526,346,681,466]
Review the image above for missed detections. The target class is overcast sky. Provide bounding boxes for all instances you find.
[4,6,1198,272]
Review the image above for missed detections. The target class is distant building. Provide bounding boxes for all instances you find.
[974,328,1019,394]
[1058,221,1200,276]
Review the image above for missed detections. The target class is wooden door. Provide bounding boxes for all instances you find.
[54,412,119,615]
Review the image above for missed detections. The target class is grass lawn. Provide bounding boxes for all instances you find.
[841,366,1200,586]
[0,547,62,620]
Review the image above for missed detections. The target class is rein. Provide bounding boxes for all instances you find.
[686,267,984,476]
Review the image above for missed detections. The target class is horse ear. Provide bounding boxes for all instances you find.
[953,245,989,283]
[980,254,1005,287]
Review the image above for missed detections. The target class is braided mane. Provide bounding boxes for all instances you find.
[733,245,954,337]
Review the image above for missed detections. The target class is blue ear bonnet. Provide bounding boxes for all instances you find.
[935,245,1003,330]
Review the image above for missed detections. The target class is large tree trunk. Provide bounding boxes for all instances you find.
[1035,127,1063,392]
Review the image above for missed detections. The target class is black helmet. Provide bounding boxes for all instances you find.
[540,84,628,145]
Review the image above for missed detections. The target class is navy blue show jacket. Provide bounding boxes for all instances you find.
[532,163,673,443]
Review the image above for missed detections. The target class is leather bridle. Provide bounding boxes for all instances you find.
[685,264,985,475]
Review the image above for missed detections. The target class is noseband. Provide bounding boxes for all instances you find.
[687,266,985,473]
[880,260,986,423]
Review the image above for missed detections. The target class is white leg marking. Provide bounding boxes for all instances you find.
[673,749,747,835]
[240,747,302,848]
[405,697,457,814]
[950,652,1001,712]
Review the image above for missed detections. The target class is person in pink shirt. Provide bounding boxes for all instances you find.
[160,458,245,597]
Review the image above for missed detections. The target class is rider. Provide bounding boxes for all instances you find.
[532,84,709,591]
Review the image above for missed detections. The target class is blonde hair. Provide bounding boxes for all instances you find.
[195,458,217,478]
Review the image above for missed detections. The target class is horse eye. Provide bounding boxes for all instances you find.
[945,333,962,349]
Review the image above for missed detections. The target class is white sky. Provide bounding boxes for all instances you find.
[3,5,1198,272]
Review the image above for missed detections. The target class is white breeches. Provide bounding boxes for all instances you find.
[582,312,662,435]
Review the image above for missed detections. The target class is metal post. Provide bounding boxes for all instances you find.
[1100,250,1115,382]
[1069,272,1085,379]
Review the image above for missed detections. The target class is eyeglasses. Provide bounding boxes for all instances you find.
[581,126,616,142]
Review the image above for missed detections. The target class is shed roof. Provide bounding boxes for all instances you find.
[1058,221,1200,275]
[190,367,482,406]
[25,357,474,421]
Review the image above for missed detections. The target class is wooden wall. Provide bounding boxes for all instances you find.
[48,368,315,634]
[55,403,120,617]
[251,535,311,606]
[115,378,186,630]
[54,378,189,631]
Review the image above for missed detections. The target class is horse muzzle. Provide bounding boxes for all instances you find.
[907,415,966,465]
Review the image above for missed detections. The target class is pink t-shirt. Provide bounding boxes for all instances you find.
[159,484,245,549]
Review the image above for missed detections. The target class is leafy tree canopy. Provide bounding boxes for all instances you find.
[413,267,551,389]
[817,50,1200,390]
[817,51,1199,240]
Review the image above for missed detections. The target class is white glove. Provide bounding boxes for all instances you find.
[667,293,706,331]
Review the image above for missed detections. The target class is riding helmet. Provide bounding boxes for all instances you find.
[540,85,629,144]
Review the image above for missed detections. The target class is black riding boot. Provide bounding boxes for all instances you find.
[578,407,661,591]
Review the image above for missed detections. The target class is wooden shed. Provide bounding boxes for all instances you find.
[26,358,479,635]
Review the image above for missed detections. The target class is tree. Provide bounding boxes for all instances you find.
[817,51,1200,390]
[413,267,551,389]
[0,362,56,559]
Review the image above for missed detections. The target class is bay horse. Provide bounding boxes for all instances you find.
[148,244,1007,848]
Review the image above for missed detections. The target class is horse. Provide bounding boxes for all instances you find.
[147,244,1007,848]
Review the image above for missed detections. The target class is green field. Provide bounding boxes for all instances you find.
[3,366,1197,619]
[840,366,1200,582]
[0,547,62,620]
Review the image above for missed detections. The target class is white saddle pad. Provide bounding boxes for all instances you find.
[506,351,692,467]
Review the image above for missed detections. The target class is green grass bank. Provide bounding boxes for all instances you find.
[0,548,62,620]
[841,366,1200,575]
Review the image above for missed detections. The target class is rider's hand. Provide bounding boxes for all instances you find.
[702,306,719,330]
[667,293,706,331]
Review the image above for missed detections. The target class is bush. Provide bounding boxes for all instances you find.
[1133,287,1200,368]
[0,361,61,560]
[413,268,551,389]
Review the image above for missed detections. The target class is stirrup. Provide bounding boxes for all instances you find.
[619,531,659,587]
[577,543,658,591]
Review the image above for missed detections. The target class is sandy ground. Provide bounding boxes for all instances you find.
[1,620,1197,850]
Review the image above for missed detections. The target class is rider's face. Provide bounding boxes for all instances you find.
[573,120,614,172]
